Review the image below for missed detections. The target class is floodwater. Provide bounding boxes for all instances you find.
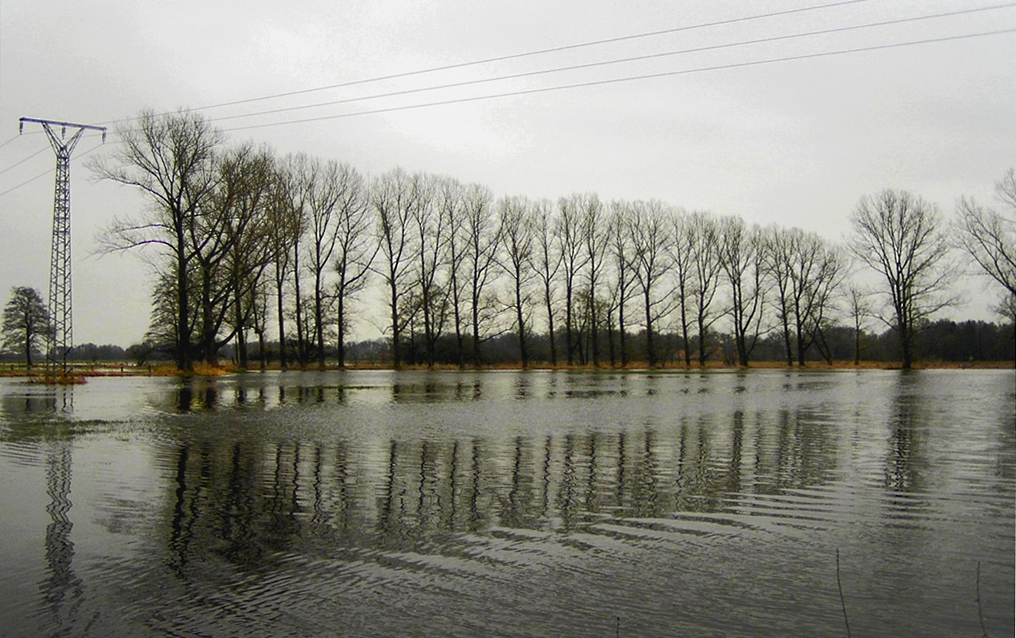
[0,369,1013,637]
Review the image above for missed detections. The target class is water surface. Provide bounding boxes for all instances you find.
[1,370,1013,637]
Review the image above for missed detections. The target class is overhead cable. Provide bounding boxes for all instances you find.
[101,0,875,126]
[0,141,107,198]
[222,29,1016,132]
[208,4,1016,125]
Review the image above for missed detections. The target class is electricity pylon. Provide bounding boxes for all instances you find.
[19,118,106,377]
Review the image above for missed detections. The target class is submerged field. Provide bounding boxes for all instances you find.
[1,369,1013,637]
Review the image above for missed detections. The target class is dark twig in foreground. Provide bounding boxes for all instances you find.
[977,561,989,638]
[836,549,851,638]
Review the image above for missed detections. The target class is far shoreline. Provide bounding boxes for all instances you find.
[2,359,1014,380]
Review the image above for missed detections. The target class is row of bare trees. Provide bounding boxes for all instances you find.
[367,183,852,369]
[92,111,376,371]
[90,111,1014,371]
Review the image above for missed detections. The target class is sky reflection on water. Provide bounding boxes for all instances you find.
[1,370,1013,637]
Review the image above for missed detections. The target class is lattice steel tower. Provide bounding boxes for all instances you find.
[19,118,106,375]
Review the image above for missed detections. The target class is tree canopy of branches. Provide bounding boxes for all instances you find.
[90,110,223,372]
[497,196,536,367]
[717,216,767,367]
[371,168,421,368]
[628,200,672,367]
[850,189,956,369]
[90,108,1011,372]
[2,287,52,367]
[955,168,1016,308]
[766,226,845,366]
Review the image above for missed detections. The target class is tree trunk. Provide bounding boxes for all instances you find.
[544,287,557,366]
[471,298,481,368]
[516,294,528,369]
[618,293,626,367]
[782,309,793,366]
[257,330,266,371]
[315,271,326,369]
[795,317,807,367]
[389,278,402,369]
[336,294,346,368]
[679,292,691,368]
[451,283,464,368]
[901,328,913,370]
[293,249,305,367]
[697,314,708,366]
[275,269,288,370]
[175,237,191,372]
[645,288,656,368]
[235,292,248,370]
[565,286,574,366]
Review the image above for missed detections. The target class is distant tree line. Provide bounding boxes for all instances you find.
[6,318,1011,367]
[72,110,1014,371]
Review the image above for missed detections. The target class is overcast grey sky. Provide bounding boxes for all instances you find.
[1,0,1014,347]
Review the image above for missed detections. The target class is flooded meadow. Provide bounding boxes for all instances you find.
[1,369,1013,637]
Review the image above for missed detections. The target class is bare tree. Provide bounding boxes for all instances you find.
[794,237,845,365]
[688,212,723,366]
[187,189,232,366]
[850,189,956,369]
[371,168,420,368]
[557,194,591,365]
[955,168,1016,297]
[667,209,695,366]
[606,201,637,367]
[846,284,874,365]
[580,194,609,366]
[90,110,223,372]
[409,173,449,367]
[303,158,347,368]
[497,196,536,367]
[718,216,767,367]
[629,200,673,367]
[331,165,375,368]
[216,144,276,369]
[275,154,315,366]
[176,143,276,366]
[2,287,53,367]
[438,178,468,366]
[143,267,188,357]
[532,199,562,366]
[248,281,271,371]
[462,184,501,367]
[764,225,796,366]
[766,227,846,366]
[265,159,303,370]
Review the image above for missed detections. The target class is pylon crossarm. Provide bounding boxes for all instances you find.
[19,117,106,134]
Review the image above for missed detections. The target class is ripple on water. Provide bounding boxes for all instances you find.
[0,370,1012,637]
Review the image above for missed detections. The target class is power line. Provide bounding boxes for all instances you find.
[0,140,106,198]
[99,0,875,127]
[222,28,1016,133]
[1,130,80,174]
[3,23,1011,195]
[207,4,1015,126]
[0,146,49,176]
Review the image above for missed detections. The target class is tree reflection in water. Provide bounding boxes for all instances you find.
[157,405,843,575]
[2,371,1012,637]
